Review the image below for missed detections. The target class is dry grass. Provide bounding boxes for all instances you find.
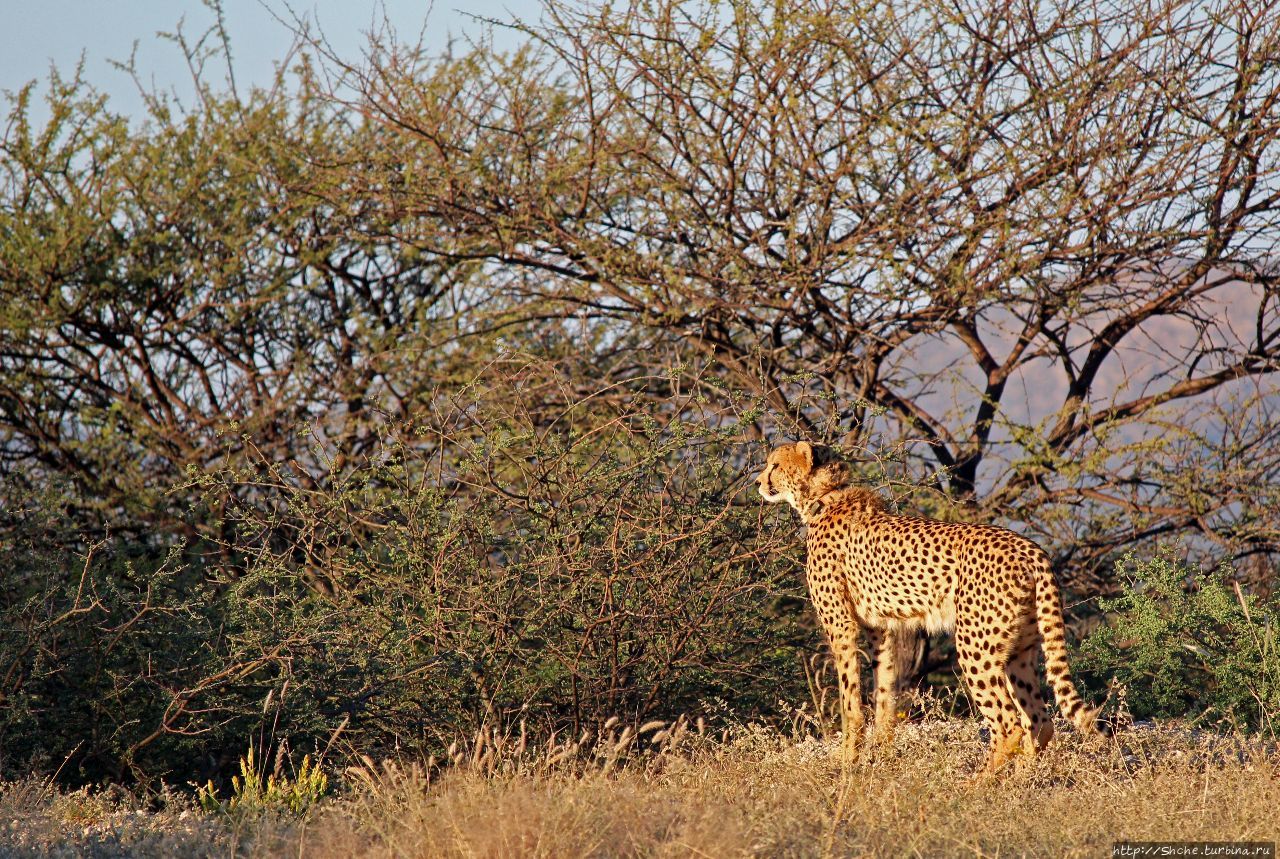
[3,718,1277,858]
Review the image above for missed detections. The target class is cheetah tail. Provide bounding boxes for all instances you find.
[1033,558,1110,736]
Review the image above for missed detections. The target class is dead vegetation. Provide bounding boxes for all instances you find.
[3,718,1275,858]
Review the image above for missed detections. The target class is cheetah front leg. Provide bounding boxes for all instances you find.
[831,627,864,764]
[866,627,899,748]
[806,569,864,764]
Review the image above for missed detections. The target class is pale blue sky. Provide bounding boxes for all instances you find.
[1,1,528,118]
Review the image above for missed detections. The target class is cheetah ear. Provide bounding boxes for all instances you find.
[794,441,815,470]
[815,458,849,489]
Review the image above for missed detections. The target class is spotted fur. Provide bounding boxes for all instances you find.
[756,441,1102,773]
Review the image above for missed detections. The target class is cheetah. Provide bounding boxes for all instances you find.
[755,441,1103,774]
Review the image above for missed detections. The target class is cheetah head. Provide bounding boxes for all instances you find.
[754,441,849,513]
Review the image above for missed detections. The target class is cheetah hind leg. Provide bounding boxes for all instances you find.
[985,723,1030,777]
[975,668,1045,779]
[971,703,1029,781]
[1007,638,1053,757]
[960,650,1028,778]
[980,676,1036,777]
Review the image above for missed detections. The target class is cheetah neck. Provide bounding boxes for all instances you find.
[799,495,833,524]
[799,486,887,525]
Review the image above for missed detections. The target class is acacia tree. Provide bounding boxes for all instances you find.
[0,50,815,782]
[0,67,491,546]
[340,0,1280,587]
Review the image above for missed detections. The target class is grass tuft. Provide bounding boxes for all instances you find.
[2,718,1276,857]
